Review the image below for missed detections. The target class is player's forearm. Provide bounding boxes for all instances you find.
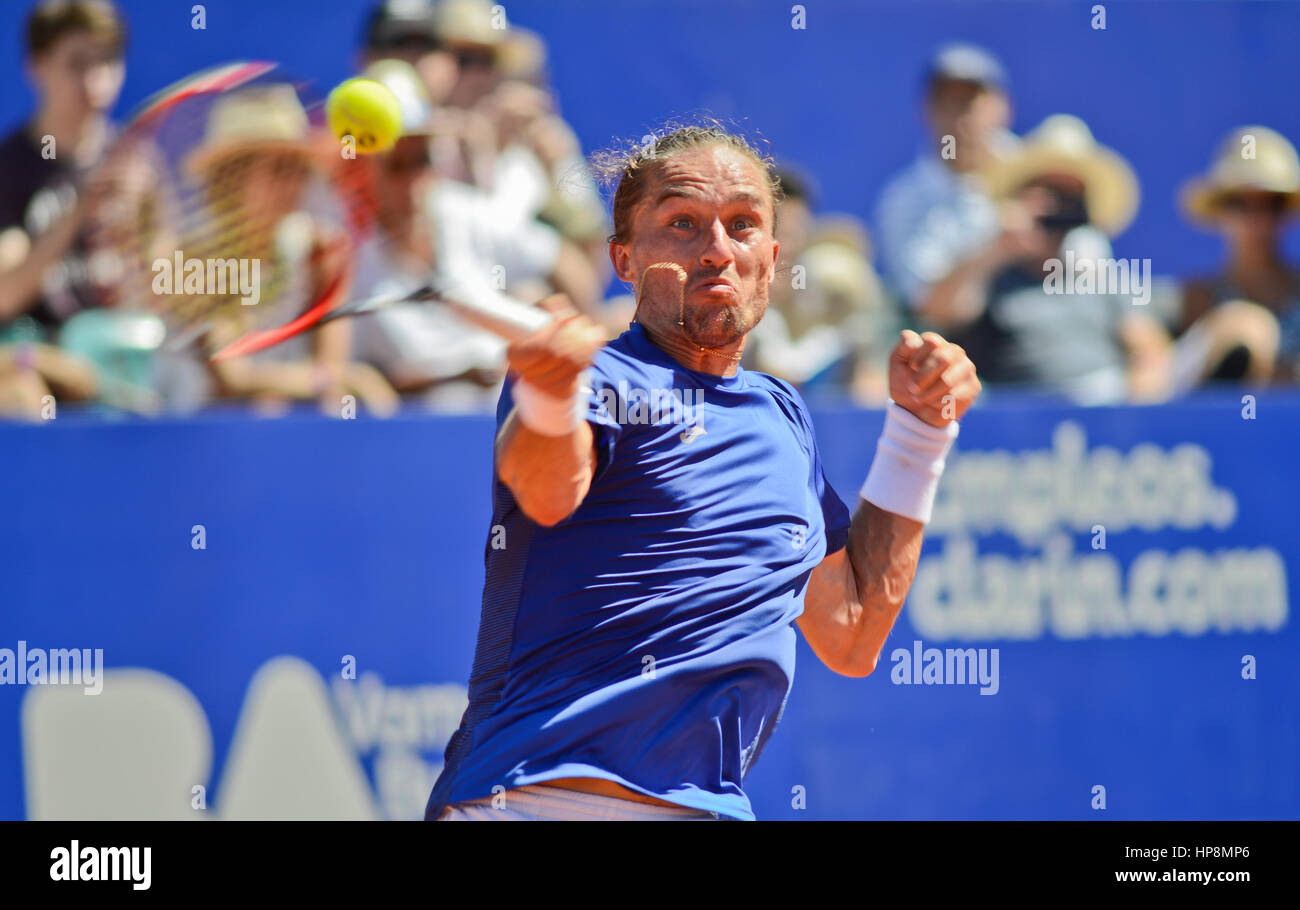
[803,361,971,676]
[496,408,595,526]
[799,500,925,678]
[840,500,926,673]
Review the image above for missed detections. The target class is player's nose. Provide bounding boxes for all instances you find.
[698,218,734,268]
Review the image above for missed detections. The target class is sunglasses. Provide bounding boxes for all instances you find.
[1219,193,1288,214]
[455,49,497,70]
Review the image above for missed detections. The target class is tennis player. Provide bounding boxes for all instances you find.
[427,125,980,821]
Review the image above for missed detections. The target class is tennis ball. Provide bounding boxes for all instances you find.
[326,78,403,155]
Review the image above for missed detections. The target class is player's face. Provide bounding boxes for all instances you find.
[612,145,779,350]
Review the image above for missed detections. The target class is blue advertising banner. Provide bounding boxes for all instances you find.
[1,392,1295,820]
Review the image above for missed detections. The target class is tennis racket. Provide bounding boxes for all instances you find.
[208,279,553,361]
[82,61,343,347]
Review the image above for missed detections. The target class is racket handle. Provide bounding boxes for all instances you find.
[441,284,553,342]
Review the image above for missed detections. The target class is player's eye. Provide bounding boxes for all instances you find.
[731,218,754,231]
[670,217,694,229]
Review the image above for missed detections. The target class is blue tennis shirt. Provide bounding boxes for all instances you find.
[425,321,852,821]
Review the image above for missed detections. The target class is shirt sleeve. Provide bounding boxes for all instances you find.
[814,442,853,556]
[496,362,623,484]
[578,364,623,482]
[772,377,853,555]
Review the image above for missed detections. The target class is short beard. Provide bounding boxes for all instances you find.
[681,295,766,348]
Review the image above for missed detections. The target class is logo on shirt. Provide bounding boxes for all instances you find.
[679,424,707,444]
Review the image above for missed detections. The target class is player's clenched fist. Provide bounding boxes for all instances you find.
[888,329,981,428]
[505,294,608,399]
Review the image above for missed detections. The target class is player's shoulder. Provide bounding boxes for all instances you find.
[744,369,817,436]
[746,368,800,401]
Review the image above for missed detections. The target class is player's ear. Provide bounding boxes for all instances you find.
[609,241,634,284]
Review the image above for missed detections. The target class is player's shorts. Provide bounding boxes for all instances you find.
[435,784,720,820]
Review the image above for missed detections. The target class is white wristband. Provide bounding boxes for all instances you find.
[511,374,587,436]
[859,401,960,524]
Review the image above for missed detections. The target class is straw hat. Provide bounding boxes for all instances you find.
[982,114,1140,236]
[497,26,547,83]
[433,0,504,49]
[184,84,315,177]
[1180,125,1300,225]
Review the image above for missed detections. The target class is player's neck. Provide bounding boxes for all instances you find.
[637,319,744,377]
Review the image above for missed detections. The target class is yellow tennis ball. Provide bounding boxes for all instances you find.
[326,77,403,155]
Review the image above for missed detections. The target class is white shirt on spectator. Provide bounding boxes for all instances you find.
[351,178,561,386]
[490,143,552,226]
[431,177,560,289]
[875,144,1009,310]
[350,234,507,385]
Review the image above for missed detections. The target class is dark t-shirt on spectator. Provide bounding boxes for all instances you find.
[951,253,1130,404]
[0,123,98,334]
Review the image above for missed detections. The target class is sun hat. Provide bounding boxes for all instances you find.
[1180,125,1300,225]
[981,113,1139,236]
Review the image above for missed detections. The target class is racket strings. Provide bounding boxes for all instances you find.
[83,72,376,354]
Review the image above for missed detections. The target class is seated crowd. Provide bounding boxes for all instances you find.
[1,2,1296,419]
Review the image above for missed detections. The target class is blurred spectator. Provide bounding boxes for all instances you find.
[750,168,895,403]
[1175,125,1300,384]
[0,0,125,336]
[347,59,511,410]
[362,0,493,186]
[875,43,1020,324]
[362,0,456,103]
[433,0,508,111]
[771,165,817,300]
[345,58,603,412]
[963,114,1170,404]
[476,78,607,308]
[360,0,608,315]
[0,0,124,416]
[482,78,610,287]
[749,217,895,404]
